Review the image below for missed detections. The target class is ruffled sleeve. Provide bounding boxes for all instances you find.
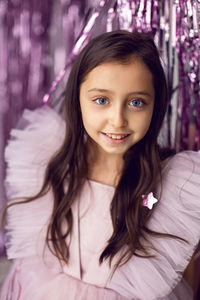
[4,105,65,259]
[107,151,200,300]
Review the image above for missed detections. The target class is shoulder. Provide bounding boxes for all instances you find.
[153,150,200,249]
[5,105,65,198]
[160,150,200,210]
[107,151,200,299]
[4,106,65,259]
[162,150,200,178]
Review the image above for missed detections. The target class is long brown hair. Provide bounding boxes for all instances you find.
[3,30,185,270]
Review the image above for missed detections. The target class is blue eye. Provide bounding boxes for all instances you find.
[129,99,144,107]
[94,97,109,105]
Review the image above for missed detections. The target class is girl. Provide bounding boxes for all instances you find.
[1,30,200,300]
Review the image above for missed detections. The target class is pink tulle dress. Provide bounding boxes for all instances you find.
[0,106,200,300]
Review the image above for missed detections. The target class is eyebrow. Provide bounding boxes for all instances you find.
[87,88,152,97]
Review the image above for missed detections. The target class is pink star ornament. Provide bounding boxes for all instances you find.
[142,192,158,209]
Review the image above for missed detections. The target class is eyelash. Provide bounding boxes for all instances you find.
[93,97,109,105]
[93,97,146,109]
[129,99,146,108]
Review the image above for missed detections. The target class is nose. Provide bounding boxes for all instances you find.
[109,104,127,128]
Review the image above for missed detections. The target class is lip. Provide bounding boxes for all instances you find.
[101,132,131,144]
[102,132,131,135]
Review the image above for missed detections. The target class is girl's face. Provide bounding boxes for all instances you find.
[79,59,155,158]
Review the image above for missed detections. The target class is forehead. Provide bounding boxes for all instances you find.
[80,59,154,96]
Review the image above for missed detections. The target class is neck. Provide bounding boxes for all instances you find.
[86,140,124,187]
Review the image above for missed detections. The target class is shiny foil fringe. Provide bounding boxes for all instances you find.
[0,0,200,150]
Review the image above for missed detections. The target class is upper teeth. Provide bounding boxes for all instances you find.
[105,133,128,139]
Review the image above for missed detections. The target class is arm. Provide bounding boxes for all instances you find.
[183,255,194,289]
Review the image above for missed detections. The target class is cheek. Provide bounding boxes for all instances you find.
[132,111,153,133]
[82,107,104,127]
[81,111,102,134]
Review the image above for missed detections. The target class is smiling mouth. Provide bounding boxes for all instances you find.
[102,132,130,140]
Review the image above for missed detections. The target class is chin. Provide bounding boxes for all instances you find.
[103,147,130,155]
